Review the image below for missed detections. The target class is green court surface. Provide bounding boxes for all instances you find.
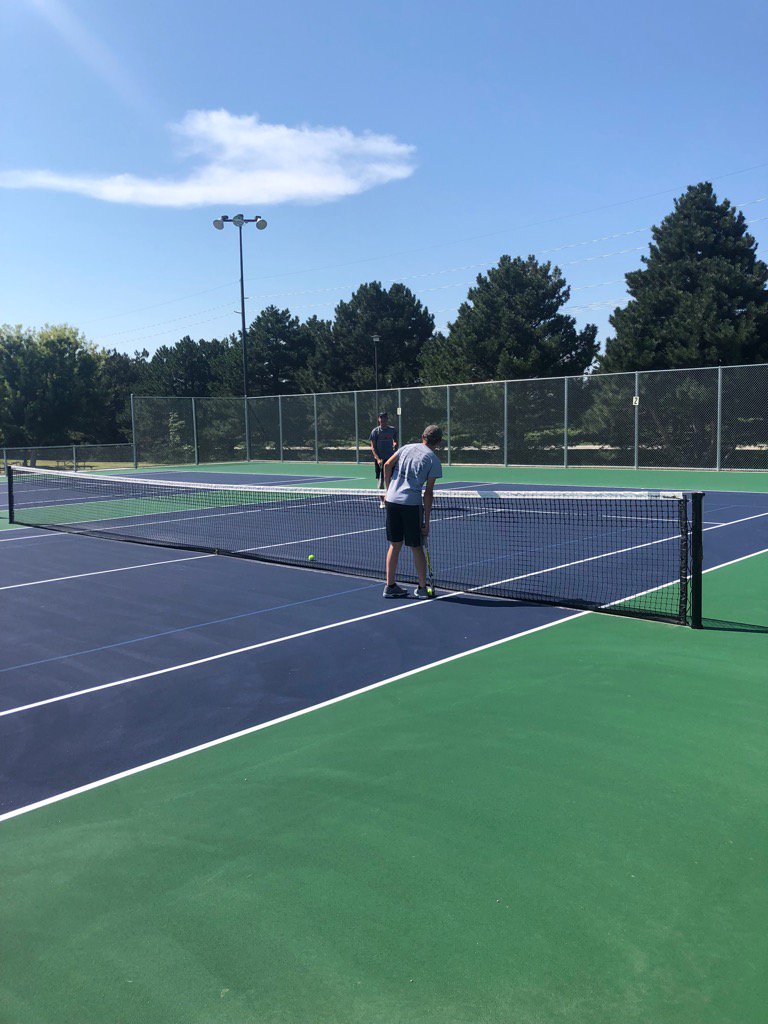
[1,545,766,1022]
[123,459,768,494]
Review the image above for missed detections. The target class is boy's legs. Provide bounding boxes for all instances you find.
[386,541,403,585]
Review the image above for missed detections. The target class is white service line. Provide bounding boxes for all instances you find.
[0,554,212,592]
[2,543,767,824]
[0,611,587,823]
[0,530,61,543]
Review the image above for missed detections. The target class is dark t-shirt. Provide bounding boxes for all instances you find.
[370,425,398,459]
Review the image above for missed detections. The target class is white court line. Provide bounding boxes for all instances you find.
[3,542,768,824]
[0,554,212,592]
[2,505,763,717]
[0,611,587,823]
[0,530,62,543]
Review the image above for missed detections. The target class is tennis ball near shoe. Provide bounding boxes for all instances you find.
[308,554,315,562]
[427,587,433,597]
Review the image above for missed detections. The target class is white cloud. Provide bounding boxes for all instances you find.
[0,109,417,207]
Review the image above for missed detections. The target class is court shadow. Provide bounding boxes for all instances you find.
[438,594,543,611]
[702,618,768,634]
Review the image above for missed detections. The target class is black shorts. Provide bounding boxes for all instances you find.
[385,501,423,547]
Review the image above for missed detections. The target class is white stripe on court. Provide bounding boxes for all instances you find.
[0,611,587,823]
[0,554,212,592]
[2,504,765,713]
[3,541,768,825]
[1,544,767,824]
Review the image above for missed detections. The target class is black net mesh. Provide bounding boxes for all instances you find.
[195,398,247,464]
[720,364,768,471]
[638,368,718,468]
[247,396,281,461]
[9,467,692,624]
[507,378,566,466]
[399,387,449,448]
[281,395,316,461]
[316,393,357,462]
[566,373,636,466]
[132,397,196,466]
[449,383,505,464]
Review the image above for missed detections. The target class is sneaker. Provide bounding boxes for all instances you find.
[382,583,408,599]
[413,586,431,600]
[379,500,386,509]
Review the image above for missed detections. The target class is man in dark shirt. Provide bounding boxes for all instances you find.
[369,412,398,508]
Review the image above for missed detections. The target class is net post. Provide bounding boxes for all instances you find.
[191,398,200,465]
[278,395,284,461]
[73,445,78,472]
[633,372,640,470]
[446,386,452,466]
[7,465,14,522]
[503,381,508,466]
[244,398,251,462]
[716,366,722,471]
[130,394,138,468]
[313,394,319,462]
[354,391,359,464]
[690,491,704,628]
[563,377,569,468]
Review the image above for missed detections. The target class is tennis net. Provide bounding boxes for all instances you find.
[7,467,702,625]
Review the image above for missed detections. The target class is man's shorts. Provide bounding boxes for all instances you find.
[385,501,423,547]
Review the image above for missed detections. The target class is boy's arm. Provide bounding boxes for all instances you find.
[422,477,437,535]
[383,451,399,488]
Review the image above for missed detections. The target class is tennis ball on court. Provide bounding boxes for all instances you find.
[427,587,433,597]
[308,554,315,561]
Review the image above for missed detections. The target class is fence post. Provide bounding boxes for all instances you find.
[634,372,640,470]
[716,366,722,471]
[314,394,319,462]
[244,398,251,462]
[563,377,569,468]
[73,445,78,472]
[278,396,284,461]
[446,386,452,466]
[397,389,402,448]
[191,398,200,465]
[130,394,138,468]
[503,381,508,466]
[354,391,359,463]
[2,448,6,474]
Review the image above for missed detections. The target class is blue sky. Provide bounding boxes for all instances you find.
[1,0,767,358]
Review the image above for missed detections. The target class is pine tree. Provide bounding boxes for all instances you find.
[421,255,597,385]
[602,182,768,371]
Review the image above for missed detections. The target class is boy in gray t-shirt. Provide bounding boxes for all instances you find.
[381,425,443,599]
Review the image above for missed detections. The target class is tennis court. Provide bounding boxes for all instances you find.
[1,460,767,1024]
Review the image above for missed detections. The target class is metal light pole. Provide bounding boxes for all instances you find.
[212,213,268,398]
[372,334,380,396]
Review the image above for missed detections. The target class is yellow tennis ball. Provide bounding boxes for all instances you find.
[308,554,315,562]
[427,587,433,597]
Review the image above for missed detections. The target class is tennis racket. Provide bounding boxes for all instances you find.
[423,543,436,597]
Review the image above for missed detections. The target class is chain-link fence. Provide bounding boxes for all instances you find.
[2,443,135,472]
[130,362,768,471]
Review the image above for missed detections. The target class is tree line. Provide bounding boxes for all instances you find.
[1,182,766,446]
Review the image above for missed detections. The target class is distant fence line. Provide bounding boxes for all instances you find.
[2,443,134,473]
[128,363,768,472]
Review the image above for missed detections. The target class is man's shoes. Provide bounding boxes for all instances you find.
[413,586,431,600]
[382,583,408,599]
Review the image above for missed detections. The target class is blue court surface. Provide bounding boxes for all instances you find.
[1,469,766,818]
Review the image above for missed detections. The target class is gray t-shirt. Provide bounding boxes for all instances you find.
[385,443,443,505]
[370,425,398,459]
